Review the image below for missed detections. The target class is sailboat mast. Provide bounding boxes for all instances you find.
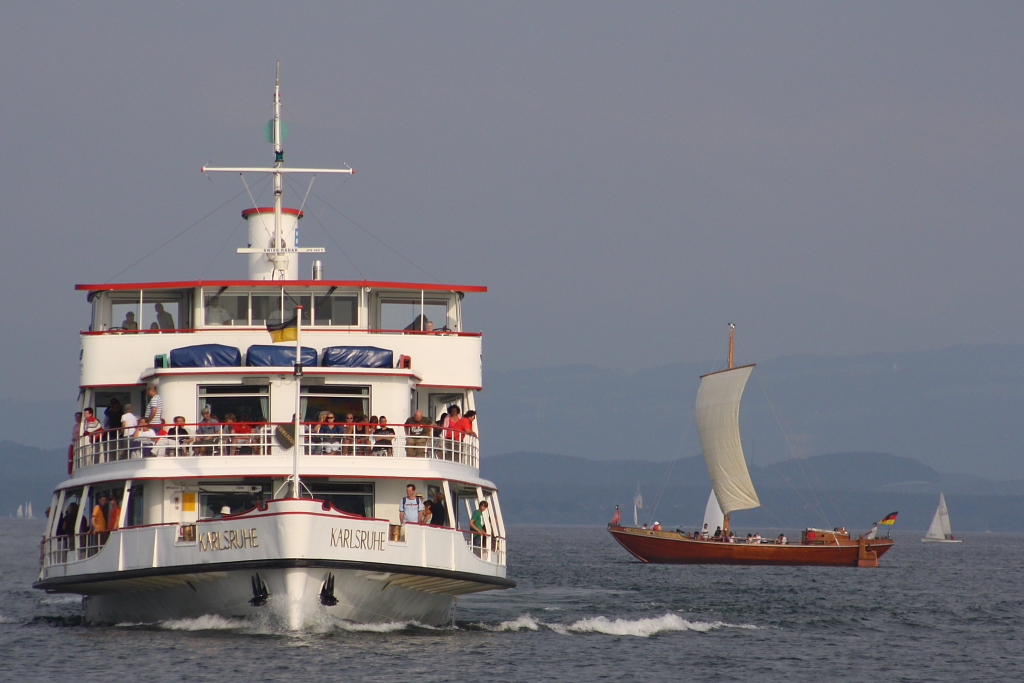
[728,322,735,370]
[723,322,736,533]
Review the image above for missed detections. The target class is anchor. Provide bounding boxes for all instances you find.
[249,573,270,606]
[319,573,339,606]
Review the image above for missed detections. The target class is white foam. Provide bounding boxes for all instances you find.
[328,620,418,633]
[157,614,252,631]
[481,615,541,632]
[0,615,18,624]
[554,613,757,638]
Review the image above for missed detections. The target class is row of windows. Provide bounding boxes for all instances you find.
[93,289,456,332]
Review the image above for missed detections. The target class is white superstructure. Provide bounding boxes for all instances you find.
[34,68,512,628]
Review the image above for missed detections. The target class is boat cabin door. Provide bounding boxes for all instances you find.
[428,393,464,424]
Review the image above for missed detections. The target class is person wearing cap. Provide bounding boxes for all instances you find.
[652,521,662,531]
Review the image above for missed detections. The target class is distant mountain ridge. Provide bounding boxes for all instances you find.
[480,450,1024,531]
[476,343,1024,479]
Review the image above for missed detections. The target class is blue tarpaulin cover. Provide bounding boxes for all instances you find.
[246,345,319,367]
[169,344,242,368]
[322,346,394,368]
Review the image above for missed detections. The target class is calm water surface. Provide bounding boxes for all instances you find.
[2,521,1022,682]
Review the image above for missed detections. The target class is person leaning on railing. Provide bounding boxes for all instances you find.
[470,500,489,550]
[405,409,431,457]
[167,416,192,456]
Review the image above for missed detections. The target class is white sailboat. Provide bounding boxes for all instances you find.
[921,492,963,543]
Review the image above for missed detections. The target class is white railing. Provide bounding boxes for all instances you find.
[42,532,105,566]
[71,423,479,472]
[463,531,505,565]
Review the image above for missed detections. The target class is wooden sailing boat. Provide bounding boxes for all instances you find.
[921,492,963,543]
[608,325,895,567]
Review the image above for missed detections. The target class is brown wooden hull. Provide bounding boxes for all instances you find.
[608,526,894,567]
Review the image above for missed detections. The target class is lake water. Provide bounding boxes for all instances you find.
[2,521,1022,682]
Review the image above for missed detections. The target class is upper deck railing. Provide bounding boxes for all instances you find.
[80,327,482,337]
[71,422,479,472]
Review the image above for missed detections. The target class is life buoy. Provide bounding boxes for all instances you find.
[806,530,817,541]
[67,444,74,475]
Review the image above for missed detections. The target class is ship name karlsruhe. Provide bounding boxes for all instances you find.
[331,528,386,551]
[199,528,259,551]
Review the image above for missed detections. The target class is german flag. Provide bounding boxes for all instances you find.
[878,511,899,525]
[267,316,298,343]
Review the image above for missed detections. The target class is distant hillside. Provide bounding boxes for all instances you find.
[481,451,1024,531]
[476,344,1024,479]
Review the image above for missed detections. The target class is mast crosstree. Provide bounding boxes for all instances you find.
[202,61,353,280]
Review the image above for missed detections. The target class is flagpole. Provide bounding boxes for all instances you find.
[292,305,303,498]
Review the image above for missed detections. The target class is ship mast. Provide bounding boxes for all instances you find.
[201,63,355,498]
[201,61,353,280]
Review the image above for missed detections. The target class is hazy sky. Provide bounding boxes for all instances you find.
[3,2,1023,403]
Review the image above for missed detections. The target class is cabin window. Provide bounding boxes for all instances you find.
[283,291,313,325]
[204,292,249,326]
[198,385,269,423]
[125,483,145,527]
[301,385,370,422]
[250,294,280,326]
[428,392,465,423]
[197,483,268,518]
[380,297,450,332]
[305,481,374,518]
[314,293,359,326]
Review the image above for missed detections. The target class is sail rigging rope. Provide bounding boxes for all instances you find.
[283,176,366,278]
[103,185,254,283]
[308,187,442,284]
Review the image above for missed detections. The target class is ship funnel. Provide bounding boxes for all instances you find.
[242,207,304,280]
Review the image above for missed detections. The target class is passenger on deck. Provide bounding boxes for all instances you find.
[865,523,878,540]
[431,490,449,527]
[167,416,192,456]
[104,399,123,435]
[92,494,109,542]
[205,296,230,325]
[145,385,163,427]
[753,533,762,543]
[82,408,103,440]
[701,523,710,539]
[372,416,395,456]
[121,404,138,436]
[777,534,787,545]
[234,412,254,454]
[405,409,431,457]
[745,533,753,543]
[107,495,121,531]
[222,413,239,455]
[470,500,489,549]
[340,413,356,455]
[71,412,83,443]
[713,526,723,540]
[355,418,371,456]
[147,322,160,333]
[155,303,174,329]
[133,418,158,457]
[400,485,424,524]
[121,311,139,332]
[195,407,220,455]
[320,412,341,454]
[420,499,434,524]
[652,521,662,531]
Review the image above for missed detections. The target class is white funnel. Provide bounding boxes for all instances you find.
[242,207,304,280]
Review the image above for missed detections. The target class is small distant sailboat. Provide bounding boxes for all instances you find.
[16,505,23,519]
[922,492,963,543]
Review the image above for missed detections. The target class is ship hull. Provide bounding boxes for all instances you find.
[53,564,481,627]
[36,499,512,627]
[608,526,894,567]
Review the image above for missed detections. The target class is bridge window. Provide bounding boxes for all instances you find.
[305,481,374,518]
[381,297,450,332]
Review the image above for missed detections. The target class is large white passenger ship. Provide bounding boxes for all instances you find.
[34,70,513,628]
